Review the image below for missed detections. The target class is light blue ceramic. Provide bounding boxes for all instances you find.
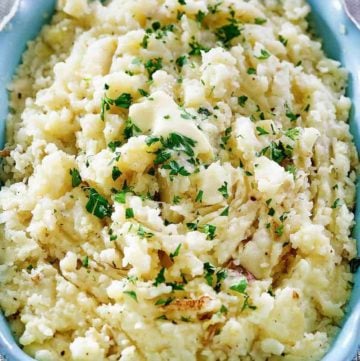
[0,0,359,360]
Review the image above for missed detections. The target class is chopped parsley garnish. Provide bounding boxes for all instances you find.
[186,222,198,231]
[70,168,82,187]
[255,49,271,60]
[125,208,135,219]
[146,136,160,146]
[124,118,141,139]
[141,34,149,49]
[178,0,186,4]
[195,10,206,24]
[275,224,284,236]
[154,149,172,165]
[176,55,187,68]
[170,244,182,260]
[279,212,290,222]
[268,208,275,216]
[198,107,212,116]
[100,88,133,121]
[215,23,241,45]
[162,160,191,176]
[218,181,229,199]
[254,17,267,25]
[123,290,138,302]
[278,35,288,46]
[82,256,89,268]
[219,304,228,314]
[208,2,222,14]
[214,269,227,292]
[203,224,216,240]
[220,206,229,216]
[138,88,149,97]
[238,95,248,107]
[256,126,269,136]
[203,262,227,291]
[153,268,166,286]
[230,279,247,294]
[177,10,185,20]
[285,104,300,122]
[137,225,154,238]
[155,297,174,306]
[262,141,293,164]
[245,171,253,176]
[285,128,300,140]
[114,191,127,204]
[167,282,184,291]
[112,166,122,181]
[152,132,197,165]
[86,188,112,219]
[331,198,341,209]
[221,127,232,149]
[204,262,215,285]
[173,195,181,204]
[286,164,296,177]
[144,58,163,78]
[108,140,122,152]
[247,67,256,75]
[189,40,209,56]
[195,190,203,203]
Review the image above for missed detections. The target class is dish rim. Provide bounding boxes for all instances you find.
[0,0,359,360]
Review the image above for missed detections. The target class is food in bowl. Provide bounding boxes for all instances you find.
[0,0,358,360]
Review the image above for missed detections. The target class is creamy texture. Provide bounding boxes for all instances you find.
[0,0,358,360]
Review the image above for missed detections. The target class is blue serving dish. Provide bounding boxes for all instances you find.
[0,0,359,360]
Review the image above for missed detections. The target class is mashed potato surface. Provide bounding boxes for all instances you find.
[0,0,358,360]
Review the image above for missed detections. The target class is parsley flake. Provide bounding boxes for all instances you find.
[215,23,241,46]
[189,40,209,56]
[230,279,247,294]
[176,55,187,68]
[170,244,182,260]
[195,190,203,202]
[255,49,271,60]
[112,166,122,181]
[256,126,269,136]
[218,181,229,199]
[82,256,89,268]
[203,224,216,240]
[238,95,248,107]
[124,118,141,139]
[285,128,300,140]
[278,35,288,46]
[125,208,134,219]
[195,10,206,24]
[285,104,300,122]
[331,198,341,209]
[86,188,112,219]
[153,268,166,286]
[108,140,122,152]
[254,17,267,25]
[144,58,163,78]
[123,290,138,302]
[138,88,149,97]
[70,168,82,187]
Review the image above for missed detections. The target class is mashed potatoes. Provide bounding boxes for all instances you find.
[0,0,358,360]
